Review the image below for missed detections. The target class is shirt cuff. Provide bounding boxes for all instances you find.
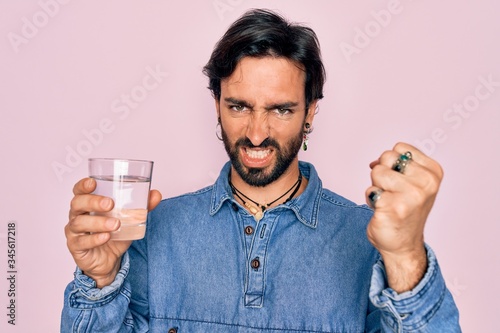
[369,244,447,331]
[67,252,130,309]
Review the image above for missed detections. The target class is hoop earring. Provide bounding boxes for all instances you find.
[216,117,223,141]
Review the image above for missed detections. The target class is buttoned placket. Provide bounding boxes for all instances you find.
[241,218,256,256]
[240,210,277,308]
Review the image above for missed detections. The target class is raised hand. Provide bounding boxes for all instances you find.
[365,142,443,292]
[65,178,162,288]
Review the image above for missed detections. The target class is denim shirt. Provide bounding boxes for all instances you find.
[62,161,461,332]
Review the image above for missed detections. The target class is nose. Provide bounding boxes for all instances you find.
[245,112,269,146]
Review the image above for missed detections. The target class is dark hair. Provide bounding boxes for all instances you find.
[203,9,325,109]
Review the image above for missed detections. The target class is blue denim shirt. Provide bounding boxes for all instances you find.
[62,161,461,332]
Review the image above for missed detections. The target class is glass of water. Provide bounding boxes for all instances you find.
[88,158,154,241]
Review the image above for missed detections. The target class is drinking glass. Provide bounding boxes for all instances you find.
[88,158,154,240]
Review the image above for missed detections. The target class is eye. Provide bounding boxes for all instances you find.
[230,105,246,112]
[274,108,292,116]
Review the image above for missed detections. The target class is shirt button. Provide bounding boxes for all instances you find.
[168,328,177,333]
[251,258,260,269]
[244,226,254,235]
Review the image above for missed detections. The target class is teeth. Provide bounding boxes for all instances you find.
[246,149,270,159]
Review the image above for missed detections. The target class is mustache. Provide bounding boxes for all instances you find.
[235,137,280,149]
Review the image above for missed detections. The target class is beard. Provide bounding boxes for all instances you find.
[221,124,303,187]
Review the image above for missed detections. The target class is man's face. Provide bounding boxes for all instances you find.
[216,56,316,187]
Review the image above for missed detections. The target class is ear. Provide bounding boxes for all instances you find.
[305,100,318,126]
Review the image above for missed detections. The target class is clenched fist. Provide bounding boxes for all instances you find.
[365,142,443,292]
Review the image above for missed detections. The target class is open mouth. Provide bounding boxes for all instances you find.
[245,148,271,159]
[241,147,273,167]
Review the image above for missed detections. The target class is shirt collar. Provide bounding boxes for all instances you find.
[210,161,322,229]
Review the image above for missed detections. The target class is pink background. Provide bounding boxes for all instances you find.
[1,0,499,331]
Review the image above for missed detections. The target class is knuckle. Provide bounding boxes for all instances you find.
[73,178,94,195]
[380,150,394,163]
[72,182,80,195]
[419,168,441,191]
[72,214,82,225]
[70,196,79,210]
[371,163,385,176]
[65,226,79,251]
[69,237,83,252]
[64,223,71,237]
[426,174,441,193]
[86,195,107,212]
[407,186,427,206]
[66,236,76,251]
[66,216,80,234]
[393,142,404,151]
[414,188,427,204]
[435,163,444,180]
[393,201,409,218]
[72,179,85,195]
[89,195,101,208]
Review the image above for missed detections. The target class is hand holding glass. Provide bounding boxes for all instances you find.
[88,158,154,241]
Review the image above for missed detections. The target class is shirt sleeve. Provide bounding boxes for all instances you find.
[368,244,462,332]
[60,238,150,333]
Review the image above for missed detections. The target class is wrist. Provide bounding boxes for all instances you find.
[92,274,118,289]
[380,245,427,293]
[83,262,121,289]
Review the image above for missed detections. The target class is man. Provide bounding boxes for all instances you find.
[62,9,461,332]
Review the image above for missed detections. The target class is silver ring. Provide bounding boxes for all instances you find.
[392,151,412,174]
[368,189,383,208]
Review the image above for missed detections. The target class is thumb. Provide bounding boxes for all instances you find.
[148,189,162,211]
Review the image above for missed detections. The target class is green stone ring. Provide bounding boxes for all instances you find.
[392,151,413,174]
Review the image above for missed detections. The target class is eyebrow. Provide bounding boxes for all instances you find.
[224,97,254,109]
[223,97,299,111]
[265,102,299,111]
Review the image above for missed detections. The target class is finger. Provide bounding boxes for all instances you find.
[66,230,112,252]
[379,148,434,179]
[69,194,114,220]
[376,150,415,175]
[369,158,380,169]
[371,162,433,193]
[366,185,407,214]
[73,178,97,195]
[365,186,401,210]
[379,150,401,172]
[148,189,162,211]
[366,186,383,208]
[393,142,443,178]
[66,215,120,235]
[375,148,441,190]
[371,164,407,192]
[392,142,425,162]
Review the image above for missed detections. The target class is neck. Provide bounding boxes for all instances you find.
[229,161,308,211]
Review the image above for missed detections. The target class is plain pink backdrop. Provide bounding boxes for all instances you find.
[1,0,499,332]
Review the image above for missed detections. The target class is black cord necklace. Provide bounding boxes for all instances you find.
[229,173,303,221]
